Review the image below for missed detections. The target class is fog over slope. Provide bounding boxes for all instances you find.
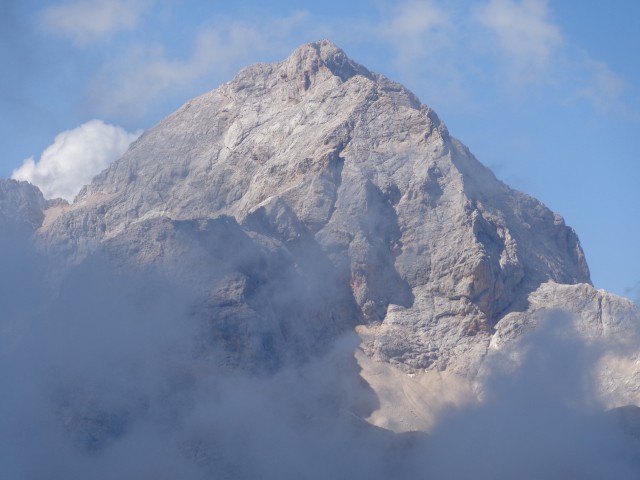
[1,240,638,478]
[1,42,639,478]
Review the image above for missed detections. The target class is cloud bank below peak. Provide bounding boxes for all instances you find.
[11,120,141,202]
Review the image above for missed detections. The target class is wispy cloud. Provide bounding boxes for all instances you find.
[88,12,309,118]
[41,0,156,44]
[363,0,629,112]
[473,0,563,84]
[346,0,471,109]
[11,120,141,201]
[578,59,628,112]
[378,0,452,65]
[40,1,632,122]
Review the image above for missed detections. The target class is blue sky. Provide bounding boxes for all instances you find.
[1,0,638,302]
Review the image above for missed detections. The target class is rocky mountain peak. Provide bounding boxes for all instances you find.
[1,44,638,472]
[282,39,374,84]
[36,42,634,393]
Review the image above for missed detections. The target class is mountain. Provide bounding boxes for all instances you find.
[0,179,47,235]
[2,41,639,477]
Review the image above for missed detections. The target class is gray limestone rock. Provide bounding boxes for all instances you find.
[0,179,48,234]
[33,41,638,399]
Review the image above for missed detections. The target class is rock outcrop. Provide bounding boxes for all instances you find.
[0,179,47,234]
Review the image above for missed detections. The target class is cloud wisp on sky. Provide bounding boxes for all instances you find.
[0,0,638,300]
[473,0,563,84]
[41,0,157,44]
[88,11,310,118]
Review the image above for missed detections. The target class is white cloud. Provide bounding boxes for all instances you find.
[41,0,155,44]
[360,0,627,114]
[578,59,627,112]
[11,120,141,201]
[474,0,563,83]
[379,0,452,64]
[89,12,309,118]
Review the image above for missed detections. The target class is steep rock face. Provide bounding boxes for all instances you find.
[0,179,47,234]
[40,41,629,382]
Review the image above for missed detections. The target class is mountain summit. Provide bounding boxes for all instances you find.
[4,42,638,455]
[41,40,604,373]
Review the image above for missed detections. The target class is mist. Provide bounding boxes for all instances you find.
[1,225,639,479]
[424,313,640,479]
